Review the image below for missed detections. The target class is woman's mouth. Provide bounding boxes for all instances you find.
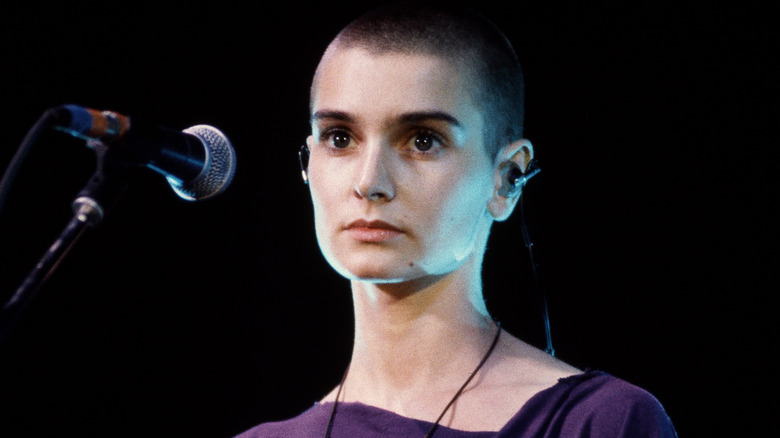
[344,219,403,242]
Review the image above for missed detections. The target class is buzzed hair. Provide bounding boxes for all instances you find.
[316,2,525,157]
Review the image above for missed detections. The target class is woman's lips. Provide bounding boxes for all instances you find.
[344,219,403,242]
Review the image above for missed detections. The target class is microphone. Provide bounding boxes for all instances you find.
[50,104,236,201]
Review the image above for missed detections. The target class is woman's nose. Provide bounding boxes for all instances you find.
[354,143,395,201]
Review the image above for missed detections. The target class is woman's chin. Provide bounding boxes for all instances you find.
[331,259,427,284]
[336,266,413,283]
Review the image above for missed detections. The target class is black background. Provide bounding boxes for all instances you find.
[0,1,776,437]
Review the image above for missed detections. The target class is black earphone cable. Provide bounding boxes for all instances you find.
[518,185,554,356]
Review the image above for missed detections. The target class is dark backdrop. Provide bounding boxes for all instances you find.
[1,1,776,437]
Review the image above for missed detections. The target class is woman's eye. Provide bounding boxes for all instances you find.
[411,131,444,153]
[330,130,351,148]
[414,133,435,151]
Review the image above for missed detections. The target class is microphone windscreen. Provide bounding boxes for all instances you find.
[166,125,236,201]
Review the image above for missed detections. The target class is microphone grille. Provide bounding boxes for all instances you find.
[168,125,237,201]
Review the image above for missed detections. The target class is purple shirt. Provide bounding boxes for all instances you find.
[235,370,677,437]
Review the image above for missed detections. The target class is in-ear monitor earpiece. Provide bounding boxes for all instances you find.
[498,159,540,197]
[298,145,310,184]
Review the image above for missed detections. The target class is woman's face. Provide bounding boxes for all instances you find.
[307,47,497,283]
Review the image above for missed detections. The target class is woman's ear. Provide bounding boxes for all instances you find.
[488,139,534,221]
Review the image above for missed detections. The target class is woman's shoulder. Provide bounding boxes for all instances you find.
[500,370,678,437]
[541,369,668,412]
[477,333,676,436]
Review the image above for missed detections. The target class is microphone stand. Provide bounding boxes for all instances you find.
[0,140,135,344]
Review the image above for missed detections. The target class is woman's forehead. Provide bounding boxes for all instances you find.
[311,47,479,116]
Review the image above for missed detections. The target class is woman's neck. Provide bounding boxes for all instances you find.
[343,260,497,414]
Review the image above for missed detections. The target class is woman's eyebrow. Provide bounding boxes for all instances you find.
[399,111,462,128]
[310,110,462,128]
[310,110,353,123]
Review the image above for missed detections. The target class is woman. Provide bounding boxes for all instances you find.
[237,3,677,437]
